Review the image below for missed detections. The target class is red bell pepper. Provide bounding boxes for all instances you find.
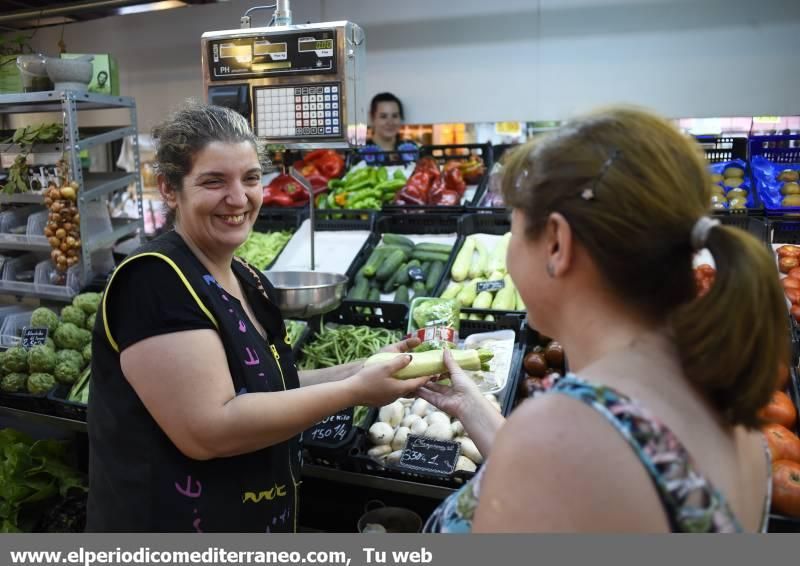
[443,167,466,197]
[262,184,295,207]
[293,150,345,180]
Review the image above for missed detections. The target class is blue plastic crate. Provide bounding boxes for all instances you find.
[749,134,800,216]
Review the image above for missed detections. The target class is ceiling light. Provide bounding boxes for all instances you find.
[117,1,188,16]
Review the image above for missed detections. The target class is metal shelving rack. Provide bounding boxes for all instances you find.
[0,90,144,296]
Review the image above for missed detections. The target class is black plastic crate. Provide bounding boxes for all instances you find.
[0,388,51,413]
[695,135,747,163]
[47,384,87,422]
[349,316,525,488]
[749,134,800,217]
[335,213,461,327]
[382,143,492,213]
[254,207,306,233]
[296,312,405,468]
[346,146,420,168]
[313,208,376,231]
[718,216,769,248]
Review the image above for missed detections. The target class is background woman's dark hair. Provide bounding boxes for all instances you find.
[501,106,788,428]
[370,92,404,121]
[152,103,260,227]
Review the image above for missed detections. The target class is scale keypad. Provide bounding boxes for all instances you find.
[254,83,342,138]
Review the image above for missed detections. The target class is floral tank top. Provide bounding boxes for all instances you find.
[424,374,771,533]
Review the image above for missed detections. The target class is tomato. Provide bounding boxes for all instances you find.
[772,460,800,518]
[777,362,791,391]
[778,245,800,258]
[764,423,800,463]
[782,277,800,290]
[759,391,797,429]
[696,264,716,277]
[788,267,800,279]
[785,288,800,304]
[780,256,800,274]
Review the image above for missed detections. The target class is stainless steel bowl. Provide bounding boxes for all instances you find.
[263,271,348,318]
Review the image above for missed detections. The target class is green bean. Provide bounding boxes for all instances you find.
[297,324,402,370]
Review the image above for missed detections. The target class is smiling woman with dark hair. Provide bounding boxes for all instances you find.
[86,103,428,533]
[360,92,418,163]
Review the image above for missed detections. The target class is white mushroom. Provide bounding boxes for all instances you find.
[401,414,422,428]
[451,420,465,437]
[391,426,410,451]
[424,422,453,441]
[455,455,477,473]
[386,450,403,465]
[368,422,395,446]
[425,411,450,427]
[456,437,483,464]
[378,400,404,428]
[410,419,429,436]
[411,398,429,417]
[367,444,392,459]
[399,397,414,406]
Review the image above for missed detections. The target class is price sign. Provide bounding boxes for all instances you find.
[395,434,460,476]
[21,327,48,350]
[408,266,425,282]
[476,279,505,293]
[305,408,353,446]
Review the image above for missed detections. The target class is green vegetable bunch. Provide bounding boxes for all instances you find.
[298,324,401,370]
[235,231,292,270]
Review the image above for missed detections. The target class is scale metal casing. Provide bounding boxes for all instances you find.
[201,21,366,149]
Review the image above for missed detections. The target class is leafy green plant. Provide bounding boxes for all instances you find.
[1,123,63,194]
[0,429,87,532]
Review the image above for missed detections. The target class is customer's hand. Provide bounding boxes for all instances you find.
[347,354,430,407]
[379,336,421,354]
[416,349,484,420]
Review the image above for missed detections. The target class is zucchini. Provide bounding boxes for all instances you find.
[426,261,445,292]
[412,250,451,263]
[440,281,463,300]
[469,239,489,279]
[362,247,386,278]
[376,249,406,281]
[412,280,427,297]
[394,285,410,304]
[364,349,494,380]
[383,262,407,293]
[451,236,476,282]
[473,290,494,309]
[382,233,415,248]
[348,277,370,301]
[413,243,453,255]
[491,275,516,310]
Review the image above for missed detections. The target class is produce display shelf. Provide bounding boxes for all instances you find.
[0,91,136,114]
[84,218,140,254]
[0,404,87,433]
[302,464,454,500]
[80,172,137,202]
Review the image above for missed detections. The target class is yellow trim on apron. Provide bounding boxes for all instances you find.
[102,252,219,353]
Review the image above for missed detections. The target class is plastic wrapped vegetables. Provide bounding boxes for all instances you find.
[235,231,293,270]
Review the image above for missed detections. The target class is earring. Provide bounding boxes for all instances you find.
[546,263,555,278]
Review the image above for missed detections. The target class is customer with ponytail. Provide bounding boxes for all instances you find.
[420,107,786,532]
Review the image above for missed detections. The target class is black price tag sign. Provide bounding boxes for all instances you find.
[476,279,505,293]
[396,434,461,476]
[306,408,353,445]
[21,327,48,350]
[408,266,425,282]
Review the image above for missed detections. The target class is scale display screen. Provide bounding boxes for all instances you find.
[298,39,333,52]
[208,29,336,81]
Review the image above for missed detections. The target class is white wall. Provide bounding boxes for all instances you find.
[25,0,800,128]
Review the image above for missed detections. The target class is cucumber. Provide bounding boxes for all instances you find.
[362,247,386,278]
[411,250,451,263]
[379,244,412,259]
[348,278,369,301]
[426,261,444,292]
[412,280,427,297]
[394,285,410,304]
[368,288,381,301]
[376,249,406,281]
[355,265,367,284]
[383,262,407,293]
[413,243,453,255]
[420,261,431,277]
[382,233,415,249]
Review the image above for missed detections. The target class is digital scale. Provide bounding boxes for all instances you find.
[201,15,366,149]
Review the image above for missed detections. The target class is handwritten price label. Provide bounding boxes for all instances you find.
[21,327,48,350]
[395,435,460,476]
[305,408,353,446]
